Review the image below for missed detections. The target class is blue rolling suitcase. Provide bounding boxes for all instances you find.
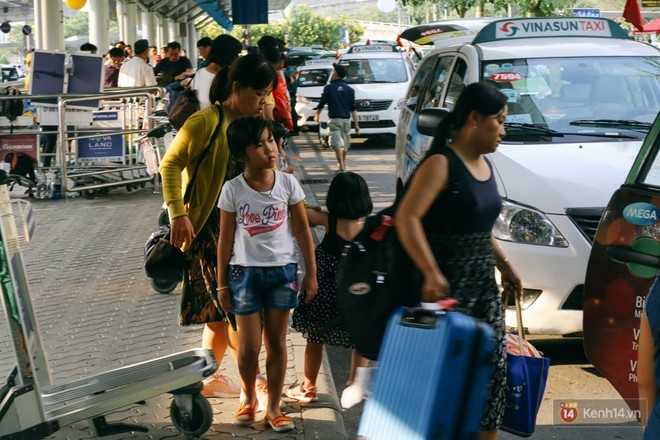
[358,306,496,440]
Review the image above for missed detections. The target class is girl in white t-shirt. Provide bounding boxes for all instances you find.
[217,116,317,433]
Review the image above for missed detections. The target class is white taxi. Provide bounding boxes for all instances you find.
[397,17,660,335]
[295,59,335,130]
[318,43,414,147]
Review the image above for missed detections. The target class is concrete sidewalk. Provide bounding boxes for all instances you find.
[0,137,348,439]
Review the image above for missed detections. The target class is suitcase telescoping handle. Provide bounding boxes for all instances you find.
[401,298,459,329]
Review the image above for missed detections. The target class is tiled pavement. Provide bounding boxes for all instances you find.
[0,137,348,439]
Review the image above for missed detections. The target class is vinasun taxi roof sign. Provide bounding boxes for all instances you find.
[473,17,631,43]
[401,17,630,47]
[347,44,399,53]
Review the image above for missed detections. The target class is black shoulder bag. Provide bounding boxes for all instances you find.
[144,105,223,282]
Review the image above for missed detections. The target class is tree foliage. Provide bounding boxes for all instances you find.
[207,5,363,50]
[402,0,575,18]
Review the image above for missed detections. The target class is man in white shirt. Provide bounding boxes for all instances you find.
[118,39,156,88]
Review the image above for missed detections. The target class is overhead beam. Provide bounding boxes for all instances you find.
[173,4,200,21]
[190,9,206,22]
[195,16,214,30]
[164,1,189,18]
[148,0,171,12]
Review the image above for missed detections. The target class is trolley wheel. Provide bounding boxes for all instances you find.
[151,278,178,294]
[157,209,170,227]
[170,393,212,438]
[83,189,96,200]
[126,183,134,192]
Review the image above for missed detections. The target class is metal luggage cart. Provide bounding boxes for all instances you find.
[0,172,217,439]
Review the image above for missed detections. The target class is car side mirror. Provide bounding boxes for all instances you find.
[417,108,451,137]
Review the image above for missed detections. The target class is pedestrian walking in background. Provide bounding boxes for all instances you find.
[394,82,523,440]
[314,63,359,172]
[103,47,124,89]
[154,41,194,111]
[638,276,660,439]
[272,121,295,174]
[257,36,287,122]
[196,36,212,69]
[186,34,242,110]
[117,39,156,88]
[289,171,372,407]
[217,116,317,432]
[285,64,300,135]
[149,45,160,67]
[159,54,278,400]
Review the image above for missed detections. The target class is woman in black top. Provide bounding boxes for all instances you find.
[394,82,523,439]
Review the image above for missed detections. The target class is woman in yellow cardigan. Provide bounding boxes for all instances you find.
[159,54,278,398]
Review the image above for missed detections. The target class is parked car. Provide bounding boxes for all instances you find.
[1,65,21,83]
[318,42,415,147]
[294,59,335,130]
[286,51,321,67]
[397,17,660,335]
[583,111,660,413]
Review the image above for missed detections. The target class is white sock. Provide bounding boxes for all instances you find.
[340,367,375,410]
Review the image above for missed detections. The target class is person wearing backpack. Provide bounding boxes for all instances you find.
[186,35,242,111]
[159,54,278,401]
[394,82,523,440]
[288,171,372,407]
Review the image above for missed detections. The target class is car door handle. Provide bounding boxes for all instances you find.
[606,245,660,269]
[406,133,412,141]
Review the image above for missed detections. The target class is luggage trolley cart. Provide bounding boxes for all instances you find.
[0,172,217,439]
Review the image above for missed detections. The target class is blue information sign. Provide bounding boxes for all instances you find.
[572,8,601,17]
[77,133,124,162]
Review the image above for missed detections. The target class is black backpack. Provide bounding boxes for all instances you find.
[336,149,469,360]
[4,152,36,182]
[0,87,24,133]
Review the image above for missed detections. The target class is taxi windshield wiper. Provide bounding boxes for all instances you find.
[505,122,640,140]
[504,122,564,136]
[569,119,652,130]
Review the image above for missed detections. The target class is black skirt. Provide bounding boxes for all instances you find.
[427,231,506,431]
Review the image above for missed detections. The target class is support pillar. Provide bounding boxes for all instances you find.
[158,15,168,48]
[125,1,138,45]
[116,0,125,44]
[168,21,179,43]
[186,21,197,66]
[141,10,156,44]
[33,0,43,49]
[42,0,63,51]
[89,0,110,53]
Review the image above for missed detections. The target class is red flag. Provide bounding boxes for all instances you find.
[623,0,644,32]
[396,34,403,47]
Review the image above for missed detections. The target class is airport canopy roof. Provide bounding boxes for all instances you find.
[0,0,291,30]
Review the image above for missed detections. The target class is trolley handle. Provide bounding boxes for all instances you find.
[133,122,173,143]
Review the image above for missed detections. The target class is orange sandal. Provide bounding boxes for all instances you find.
[234,400,259,426]
[265,413,294,432]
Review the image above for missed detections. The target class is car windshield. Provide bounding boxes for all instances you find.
[298,68,331,87]
[1,68,18,82]
[342,58,408,84]
[482,56,660,133]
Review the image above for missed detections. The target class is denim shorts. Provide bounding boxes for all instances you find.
[228,263,299,315]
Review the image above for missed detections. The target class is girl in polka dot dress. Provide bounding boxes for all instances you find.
[288,171,373,404]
